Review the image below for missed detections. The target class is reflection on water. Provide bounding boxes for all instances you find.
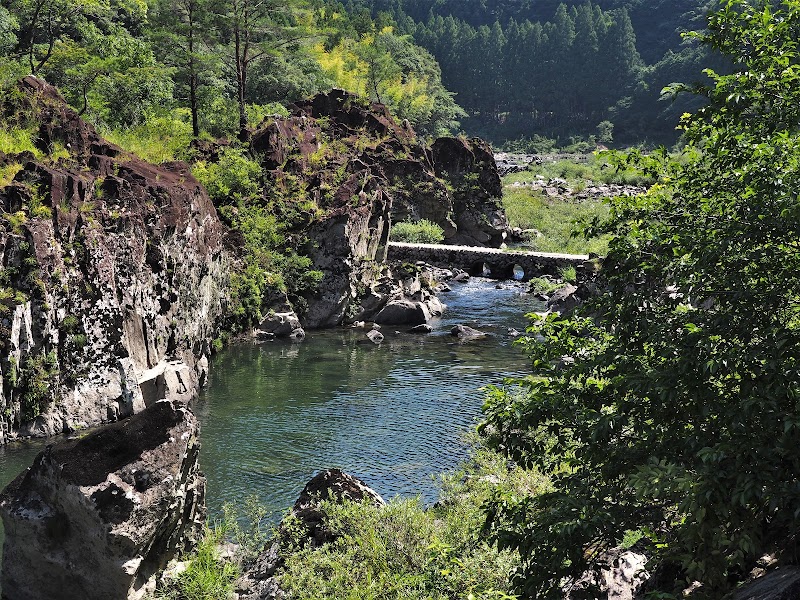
[0,278,542,540]
[195,278,541,521]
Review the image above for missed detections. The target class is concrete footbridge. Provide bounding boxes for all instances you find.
[387,242,594,282]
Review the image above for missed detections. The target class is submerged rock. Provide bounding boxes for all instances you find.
[451,324,487,339]
[0,399,205,600]
[366,329,384,344]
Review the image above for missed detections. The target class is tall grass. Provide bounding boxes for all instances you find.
[502,187,610,255]
[390,219,445,244]
[102,112,194,164]
[0,127,41,157]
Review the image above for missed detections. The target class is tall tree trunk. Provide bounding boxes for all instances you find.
[188,1,200,138]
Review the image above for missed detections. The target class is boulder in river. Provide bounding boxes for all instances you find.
[451,324,487,339]
[0,400,205,600]
[373,298,431,326]
[236,469,384,599]
[259,310,304,338]
[366,329,384,344]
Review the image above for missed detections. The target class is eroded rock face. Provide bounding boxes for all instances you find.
[0,77,230,442]
[0,399,206,600]
[246,89,506,328]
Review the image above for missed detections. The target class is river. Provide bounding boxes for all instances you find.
[0,277,540,546]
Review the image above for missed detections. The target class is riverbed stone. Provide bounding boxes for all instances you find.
[451,324,487,339]
[373,298,431,325]
[259,311,303,338]
[0,399,205,600]
[367,329,384,344]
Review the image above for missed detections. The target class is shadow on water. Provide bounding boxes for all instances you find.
[0,278,543,551]
[194,278,542,522]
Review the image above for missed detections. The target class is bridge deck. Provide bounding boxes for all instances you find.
[388,242,589,261]
[386,242,593,281]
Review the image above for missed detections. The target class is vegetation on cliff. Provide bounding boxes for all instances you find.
[481,1,800,597]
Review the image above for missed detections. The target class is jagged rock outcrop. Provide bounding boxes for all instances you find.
[431,136,507,246]
[247,89,506,327]
[0,399,205,600]
[0,77,230,443]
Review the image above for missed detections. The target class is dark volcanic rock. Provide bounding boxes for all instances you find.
[0,77,230,443]
[0,400,205,600]
[728,567,800,600]
[247,89,507,326]
[431,137,507,246]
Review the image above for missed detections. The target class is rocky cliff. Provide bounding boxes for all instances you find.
[248,89,507,328]
[0,77,230,443]
[0,399,205,600]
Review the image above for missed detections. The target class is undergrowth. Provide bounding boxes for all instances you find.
[390,219,445,244]
[276,443,548,599]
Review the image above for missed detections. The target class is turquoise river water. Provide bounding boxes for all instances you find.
[0,278,541,545]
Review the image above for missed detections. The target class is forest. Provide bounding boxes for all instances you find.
[1,0,730,149]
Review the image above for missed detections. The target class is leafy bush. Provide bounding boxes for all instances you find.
[389,219,444,244]
[277,443,546,599]
[15,350,59,422]
[193,147,262,206]
[482,2,800,597]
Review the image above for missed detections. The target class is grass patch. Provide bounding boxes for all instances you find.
[504,154,655,188]
[390,219,445,244]
[0,127,42,157]
[277,443,548,600]
[0,162,23,187]
[502,187,610,255]
[154,524,240,600]
[102,111,194,164]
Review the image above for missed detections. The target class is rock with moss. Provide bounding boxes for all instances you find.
[0,77,230,443]
[244,89,506,328]
[0,399,205,600]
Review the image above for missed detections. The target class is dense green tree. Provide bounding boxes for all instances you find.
[149,0,217,137]
[481,1,800,598]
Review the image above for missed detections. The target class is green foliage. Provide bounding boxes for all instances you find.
[502,187,610,255]
[278,443,546,599]
[193,148,262,205]
[389,218,444,244]
[0,162,23,187]
[557,265,576,284]
[14,350,59,423]
[0,127,41,157]
[155,523,239,600]
[481,2,800,597]
[101,110,194,164]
